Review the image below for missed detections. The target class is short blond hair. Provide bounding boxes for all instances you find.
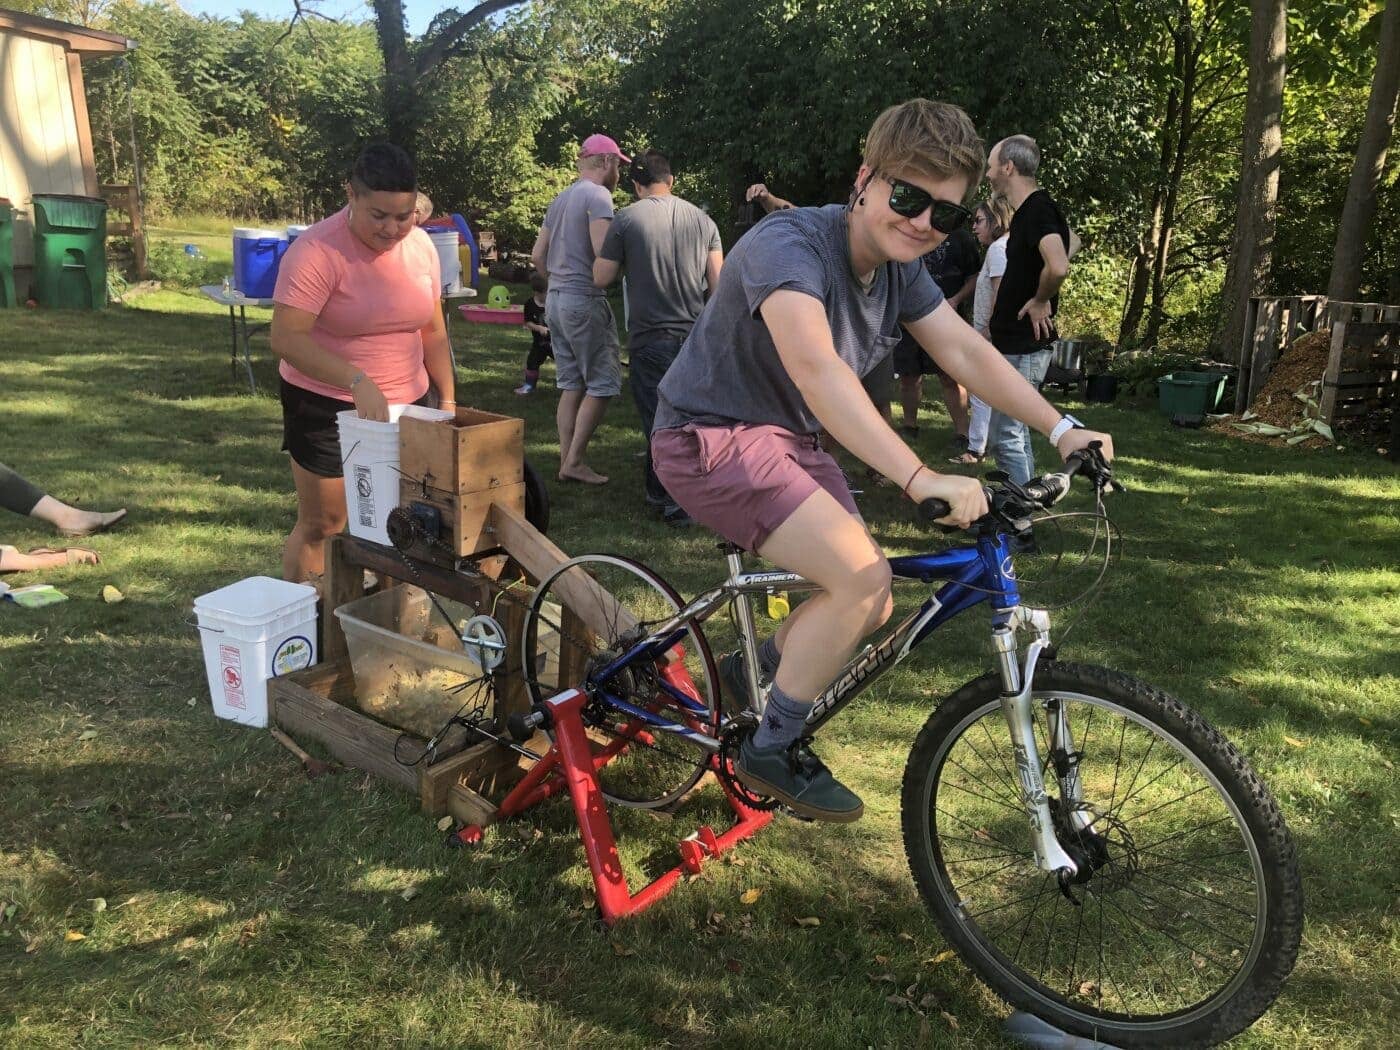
[978,194,1014,238]
[864,99,985,195]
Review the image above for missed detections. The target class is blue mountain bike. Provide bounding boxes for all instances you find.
[517,448,1302,1047]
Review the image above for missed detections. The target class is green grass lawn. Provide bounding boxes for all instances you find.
[1,288,1397,1048]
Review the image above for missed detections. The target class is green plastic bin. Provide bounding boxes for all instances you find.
[0,199,15,308]
[1157,371,1228,416]
[32,193,107,309]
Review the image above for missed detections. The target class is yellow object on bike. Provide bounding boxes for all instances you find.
[766,591,790,620]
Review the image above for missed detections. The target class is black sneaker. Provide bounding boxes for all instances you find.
[736,737,864,823]
[719,649,765,715]
[661,504,695,528]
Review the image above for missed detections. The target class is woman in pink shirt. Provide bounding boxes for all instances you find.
[270,143,455,581]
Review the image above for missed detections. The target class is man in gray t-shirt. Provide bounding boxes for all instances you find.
[530,132,628,485]
[594,149,724,523]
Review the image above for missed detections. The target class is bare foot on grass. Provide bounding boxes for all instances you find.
[56,508,127,537]
[558,465,609,485]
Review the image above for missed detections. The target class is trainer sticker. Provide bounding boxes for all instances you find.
[220,644,245,709]
[355,464,374,527]
[272,635,313,676]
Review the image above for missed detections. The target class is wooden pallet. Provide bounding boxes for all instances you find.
[267,659,523,823]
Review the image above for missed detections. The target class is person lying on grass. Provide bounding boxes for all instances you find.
[649,98,1114,822]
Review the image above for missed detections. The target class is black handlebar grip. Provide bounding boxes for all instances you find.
[916,498,952,522]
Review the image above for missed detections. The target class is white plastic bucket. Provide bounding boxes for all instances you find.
[428,228,462,293]
[193,576,319,728]
[286,224,311,242]
[337,404,454,545]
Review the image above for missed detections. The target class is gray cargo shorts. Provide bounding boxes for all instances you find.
[545,290,622,397]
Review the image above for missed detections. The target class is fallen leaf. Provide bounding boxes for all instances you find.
[924,950,955,966]
[90,898,107,913]
[739,888,762,905]
[897,932,914,942]
[186,698,197,708]
[919,992,939,1009]
[794,916,821,927]
[1284,736,1307,748]
[436,816,454,832]
[1077,980,1099,997]
[869,972,897,983]
[874,953,890,965]
[885,993,911,1008]
[610,940,636,957]
[1,903,16,923]
[78,730,98,743]
[400,886,419,902]
[101,585,125,604]
[65,930,86,942]
[25,937,41,953]
[1358,717,1372,727]
[176,936,198,951]
[940,1010,959,1030]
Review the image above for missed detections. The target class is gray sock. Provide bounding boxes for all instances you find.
[752,681,813,751]
[758,635,781,677]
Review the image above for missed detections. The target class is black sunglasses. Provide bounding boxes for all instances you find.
[883,175,972,232]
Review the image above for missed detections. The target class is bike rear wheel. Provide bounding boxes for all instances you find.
[521,554,720,809]
[901,662,1302,1048]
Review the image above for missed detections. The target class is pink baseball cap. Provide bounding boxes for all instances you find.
[579,133,630,163]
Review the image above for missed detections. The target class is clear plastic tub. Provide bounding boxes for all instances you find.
[332,584,486,738]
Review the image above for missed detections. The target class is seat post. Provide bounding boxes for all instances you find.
[718,542,764,713]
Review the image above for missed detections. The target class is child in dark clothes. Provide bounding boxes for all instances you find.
[516,274,553,395]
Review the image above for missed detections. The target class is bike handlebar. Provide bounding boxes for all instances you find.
[916,444,1117,535]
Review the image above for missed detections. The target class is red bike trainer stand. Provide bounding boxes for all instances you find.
[451,686,773,925]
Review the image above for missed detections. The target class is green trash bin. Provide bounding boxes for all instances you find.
[0,198,15,308]
[32,193,107,309]
[1157,372,1228,416]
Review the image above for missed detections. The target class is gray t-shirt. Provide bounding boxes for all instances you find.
[599,195,722,344]
[654,204,942,435]
[542,179,615,296]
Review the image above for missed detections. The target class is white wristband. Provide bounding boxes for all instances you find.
[1049,415,1081,446]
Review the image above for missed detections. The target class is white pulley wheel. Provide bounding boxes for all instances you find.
[461,614,507,671]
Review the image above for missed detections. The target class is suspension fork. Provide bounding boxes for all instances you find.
[991,625,1079,876]
[725,550,765,716]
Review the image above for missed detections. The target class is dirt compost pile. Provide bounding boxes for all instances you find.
[1207,330,1334,448]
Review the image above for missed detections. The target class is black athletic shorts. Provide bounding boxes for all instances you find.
[280,378,438,479]
[892,330,945,378]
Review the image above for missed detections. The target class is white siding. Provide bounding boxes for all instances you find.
[0,31,86,267]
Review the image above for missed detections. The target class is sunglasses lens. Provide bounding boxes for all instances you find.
[930,202,971,233]
[888,180,932,218]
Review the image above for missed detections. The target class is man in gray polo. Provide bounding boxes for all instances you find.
[531,133,627,485]
[594,149,723,524]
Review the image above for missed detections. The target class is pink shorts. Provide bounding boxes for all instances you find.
[651,423,858,551]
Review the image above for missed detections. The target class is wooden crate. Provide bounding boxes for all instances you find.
[1320,319,1400,422]
[399,407,523,497]
[398,477,525,557]
[268,659,523,822]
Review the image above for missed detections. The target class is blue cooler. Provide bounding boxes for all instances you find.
[232,228,288,298]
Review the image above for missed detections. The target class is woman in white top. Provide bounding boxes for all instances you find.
[953,195,1014,465]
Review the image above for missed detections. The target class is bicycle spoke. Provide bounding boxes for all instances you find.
[1131,884,1253,952]
[939,775,1026,816]
[1132,866,1259,924]
[1108,753,1187,824]
[1011,874,1056,966]
[1117,781,1211,825]
[1134,813,1236,856]
[944,753,1024,812]
[936,807,1026,855]
[977,719,1023,802]
[1134,844,1257,887]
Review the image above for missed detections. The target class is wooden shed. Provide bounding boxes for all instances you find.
[0,8,136,298]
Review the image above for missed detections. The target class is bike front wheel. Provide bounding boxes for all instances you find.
[901,662,1302,1048]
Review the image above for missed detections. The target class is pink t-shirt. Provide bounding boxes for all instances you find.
[273,207,441,403]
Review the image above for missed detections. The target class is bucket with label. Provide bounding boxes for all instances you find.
[428,228,462,293]
[337,404,454,546]
[193,576,319,728]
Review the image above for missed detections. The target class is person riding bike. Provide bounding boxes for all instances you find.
[650,99,1114,822]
